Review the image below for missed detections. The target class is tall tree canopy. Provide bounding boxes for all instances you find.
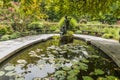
[1,0,120,20]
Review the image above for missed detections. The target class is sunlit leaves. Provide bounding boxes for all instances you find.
[94,69,105,75]
[82,76,94,80]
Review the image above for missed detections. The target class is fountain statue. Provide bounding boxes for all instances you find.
[60,16,73,44]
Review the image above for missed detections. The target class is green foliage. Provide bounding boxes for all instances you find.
[69,18,78,29]
[82,76,94,80]
[102,33,114,39]
[66,31,74,37]
[54,70,66,80]
[0,25,7,35]
[94,69,105,75]
[0,32,21,40]
[10,32,21,39]
[75,30,82,34]
[97,76,119,80]
[1,35,10,41]
[106,76,119,80]
[49,26,58,31]
[62,66,71,71]
[78,62,88,71]
[67,75,77,80]
[58,17,65,27]
[6,26,13,34]
[28,22,43,29]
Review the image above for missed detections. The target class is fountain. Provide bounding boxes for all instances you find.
[60,16,73,44]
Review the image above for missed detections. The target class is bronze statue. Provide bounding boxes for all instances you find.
[60,16,71,35]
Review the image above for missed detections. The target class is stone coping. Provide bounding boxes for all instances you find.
[0,34,57,63]
[0,34,120,67]
[74,34,120,67]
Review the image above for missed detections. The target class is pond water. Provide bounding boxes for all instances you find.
[0,38,120,80]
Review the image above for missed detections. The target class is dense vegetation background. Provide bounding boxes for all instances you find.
[0,0,120,41]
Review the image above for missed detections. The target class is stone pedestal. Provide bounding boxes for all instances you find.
[60,35,73,45]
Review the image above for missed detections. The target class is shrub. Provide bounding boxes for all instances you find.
[75,30,82,34]
[102,33,114,39]
[58,17,64,27]
[66,31,74,37]
[49,26,58,31]
[0,25,7,35]
[10,32,21,39]
[54,29,60,33]
[70,18,78,29]
[6,26,13,34]
[1,35,10,41]
[28,22,43,31]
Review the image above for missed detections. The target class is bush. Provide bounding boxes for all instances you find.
[0,25,7,35]
[66,31,74,37]
[49,26,58,31]
[54,29,60,33]
[28,22,43,31]
[6,26,13,34]
[10,32,21,39]
[102,33,114,39]
[1,35,10,41]
[75,30,82,34]
[70,18,78,29]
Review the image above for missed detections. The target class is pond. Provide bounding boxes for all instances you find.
[0,37,120,80]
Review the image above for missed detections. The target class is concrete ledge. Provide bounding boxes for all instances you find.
[0,34,57,64]
[0,34,120,68]
[74,34,120,67]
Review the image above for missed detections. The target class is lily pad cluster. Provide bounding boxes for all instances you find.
[0,39,119,80]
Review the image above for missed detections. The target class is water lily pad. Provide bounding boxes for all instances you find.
[18,64,25,67]
[54,70,66,76]
[43,78,49,80]
[72,65,80,70]
[68,70,79,76]
[62,66,71,71]
[33,77,41,80]
[5,71,16,76]
[17,59,27,64]
[89,55,99,58]
[106,76,118,80]
[30,54,38,57]
[94,69,104,75]
[67,75,77,80]
[52,50,58,54]
[48,45,56,50]
[37,64,44,69]
[0,71,5,76]
[55,64,62,69]
[79,62,88,71]
[82,76,94,80]
[82,59,89,63]
[15,77,25,80]
[36,49,43,52]
[41,54,45,57]
[60,51,67,54]
[28,51,36,55]
[38,60,46,65]
[82,51,88,58]
[4,66,15,71]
